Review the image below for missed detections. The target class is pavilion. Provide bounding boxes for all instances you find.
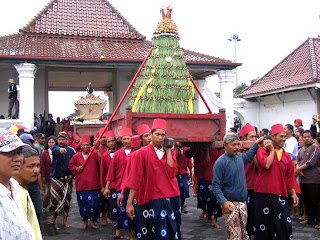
[0,0,239,130]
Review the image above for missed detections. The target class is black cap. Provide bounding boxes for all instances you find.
[57,131,68,138]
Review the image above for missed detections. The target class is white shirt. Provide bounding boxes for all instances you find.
[0,178,35,240]
[154,147,165,160]
[125,149,131,156]
[284,136,299,157]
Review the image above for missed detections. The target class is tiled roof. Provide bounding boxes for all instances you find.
[20,0,145,40]
[239,38,320,98]
[0,34,235,64]
[0,0,237,67]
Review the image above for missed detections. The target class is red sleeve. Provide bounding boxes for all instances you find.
[256,147,269,169]
[187,157,192,171]
[165,149,178,179]
[126,149,144,190]
[120,154,132,191]
[100,152,110,187]
[68,154,78,176]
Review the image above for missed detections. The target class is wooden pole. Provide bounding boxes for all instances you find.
[82,48,153,167]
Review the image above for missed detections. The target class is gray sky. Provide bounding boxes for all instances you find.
[1,0,320,117]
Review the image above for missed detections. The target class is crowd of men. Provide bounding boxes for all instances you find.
[0,116,320,240]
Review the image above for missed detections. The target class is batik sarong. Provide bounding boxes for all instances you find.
[100,194,110,213]
[50,177,72,216]
[223,201,249,240]
[177,174,190,205]
[150,196,181,240]
[246,190,255,237]
[197,178,222,217]
[109,189,131,229]
[254,193,293,240]
[76,189,100,222]
[134,202,153,240]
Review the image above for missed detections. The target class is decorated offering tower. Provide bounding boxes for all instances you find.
[130,6,196,114]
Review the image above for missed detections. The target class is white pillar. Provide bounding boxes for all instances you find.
[195,79,207,114]
[14,63,35,130]
[217,70,236,130]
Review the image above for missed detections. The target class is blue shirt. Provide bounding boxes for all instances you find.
[212,143,259,205]
[51,146,75,178]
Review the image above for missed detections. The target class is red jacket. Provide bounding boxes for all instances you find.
[255,147,298,197]
[68,151,101,191]
[126,144,180,204]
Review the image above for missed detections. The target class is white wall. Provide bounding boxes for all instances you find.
[257,89,317,129]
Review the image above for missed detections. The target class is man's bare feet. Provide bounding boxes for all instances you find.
[126,229,135,240]
[199,211,205,220]
[212,217,222,229]
[50,213,57,224]
[81,221,88,230]
[113,229,121,239]
[107,217,112,224]
[89,221,99,229]
[182,205,188,213]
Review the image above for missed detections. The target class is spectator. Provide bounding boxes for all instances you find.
[313,137,320,147]
[296,130,320,229]
[40,136,57,212]
[310,115,320,138]
[7,78,19,119]
[295,127,304,141]
[284,124,299,159]
[14,148,43,239]
[34,133,45,156]
[0,130,34,239]
[45,114,56,137]
[294,118,303,128]
[20,133,44,221]
[228,127,237,134]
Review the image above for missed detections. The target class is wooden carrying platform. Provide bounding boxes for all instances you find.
[110,108,226,143]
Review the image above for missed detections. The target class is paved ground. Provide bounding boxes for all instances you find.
[41,187,320,240]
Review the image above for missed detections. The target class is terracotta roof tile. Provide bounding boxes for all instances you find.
[0,34,235,65]
[239,38,320,98]
[0,0,237,67]
[20,0,145,40]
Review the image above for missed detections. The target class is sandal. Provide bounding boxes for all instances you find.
[315,225,320,230]
[298,216,308,221]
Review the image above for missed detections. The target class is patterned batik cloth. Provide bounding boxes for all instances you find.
[76,189,100,222]
[254,193,293,240]
[223,201,249,240]
[134,202,153,240]
[50,177,72,216]
[100,194,110,213]
[150,196,182,240]
[109,189,131,229]
[246,190,256,237]
[197,179,222,217]
[177,174,190,205]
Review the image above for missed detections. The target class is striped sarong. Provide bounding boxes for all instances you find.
[50,177,72,216]
[223,201,249,240]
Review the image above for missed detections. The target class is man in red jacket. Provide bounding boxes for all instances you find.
[126,119,182,239]
[68,135,101,229]
[255,124,298,239]
[104,128,134,240]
